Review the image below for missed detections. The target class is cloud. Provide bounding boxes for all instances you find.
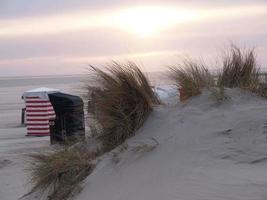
[1,0,266,19]
[0,4,266,38]
[0,50,183,76]
[0,1,267,76]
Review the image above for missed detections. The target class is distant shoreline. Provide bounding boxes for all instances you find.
[0,71,167,80]
[0,74,86,80]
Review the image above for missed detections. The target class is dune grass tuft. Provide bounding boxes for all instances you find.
[217,45,260,89]
[23,148,95,200]
[168,58,214,100]
[24,61,159,200]
[87,61,160,151]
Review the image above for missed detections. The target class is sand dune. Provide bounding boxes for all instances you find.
[1,76,267,200]
[76,88,267,200]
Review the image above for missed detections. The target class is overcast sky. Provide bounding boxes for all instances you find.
[0,0,267,76]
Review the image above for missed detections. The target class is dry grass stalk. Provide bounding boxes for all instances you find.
[23,148,95,200]
[169,58,214,100]
[249,82,267,98]
[87,61,160,151]
[217,45,260,89]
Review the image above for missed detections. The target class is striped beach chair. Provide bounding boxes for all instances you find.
[23,87,59,136]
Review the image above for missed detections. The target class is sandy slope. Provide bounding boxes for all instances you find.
[76,88,267,200]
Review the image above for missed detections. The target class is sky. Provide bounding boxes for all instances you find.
[0,0,267,76]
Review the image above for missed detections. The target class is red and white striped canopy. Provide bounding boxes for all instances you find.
[23,88,59,136]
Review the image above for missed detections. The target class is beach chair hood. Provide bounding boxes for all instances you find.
[22,87,59,100]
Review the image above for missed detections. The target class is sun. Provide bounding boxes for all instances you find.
[111,6,198,37]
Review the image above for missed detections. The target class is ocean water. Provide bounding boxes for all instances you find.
[0,72,170,129]
[0,75,88,129]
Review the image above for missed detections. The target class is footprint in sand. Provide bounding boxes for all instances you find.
[216,128,232,136]
[261,122,267,142]
[0,159,12,169]
[262,122,267,133]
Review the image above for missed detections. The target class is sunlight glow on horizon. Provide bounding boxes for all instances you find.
[0,49,182,76]
[0,5,266,38]
[0,50,181,65]
[110,5,267,37]
[110,7,199,37]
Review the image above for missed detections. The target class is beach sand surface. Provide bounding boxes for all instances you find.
[76,88,267,200]
[0,76,86,200]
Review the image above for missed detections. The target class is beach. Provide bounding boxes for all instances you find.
[0,73,169,200]
[2,75,267,200]
[0,75,86,200]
